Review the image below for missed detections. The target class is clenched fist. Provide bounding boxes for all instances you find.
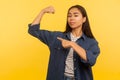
[41,6,55,14]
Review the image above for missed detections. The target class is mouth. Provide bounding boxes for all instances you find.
[69,22,75,25]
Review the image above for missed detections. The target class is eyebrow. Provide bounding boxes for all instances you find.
[68,12,79,15]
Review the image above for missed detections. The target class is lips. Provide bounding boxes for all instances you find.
[69,22,75,25]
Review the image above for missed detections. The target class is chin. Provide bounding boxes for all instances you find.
[70,25,82,30]
[70,26,79,29]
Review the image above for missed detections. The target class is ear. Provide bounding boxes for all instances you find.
[83,17,86,23]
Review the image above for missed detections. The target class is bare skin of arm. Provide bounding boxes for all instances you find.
[31,6,55,26]
[57,37,87,61]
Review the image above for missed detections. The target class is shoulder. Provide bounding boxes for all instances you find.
[84,34,98,45]
[52,31,66,36]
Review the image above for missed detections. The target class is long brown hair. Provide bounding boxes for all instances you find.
[64,5,95,39]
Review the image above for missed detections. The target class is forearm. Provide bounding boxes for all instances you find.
[71,42,87,61]
[31,6,55,26]
[31,11,45,26]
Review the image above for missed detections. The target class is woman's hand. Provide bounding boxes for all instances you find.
[57,37,87,61]
[57,37,72,48]
[41,6,55,14]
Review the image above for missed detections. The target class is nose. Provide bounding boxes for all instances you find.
[69,16,75,21]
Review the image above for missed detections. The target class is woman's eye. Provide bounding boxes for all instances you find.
[74,15,78,17]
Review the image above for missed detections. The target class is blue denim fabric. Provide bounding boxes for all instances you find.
[28,24,100,80]
[64,75,75,80]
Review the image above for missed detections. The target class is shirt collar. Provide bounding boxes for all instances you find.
[65,32,86,41]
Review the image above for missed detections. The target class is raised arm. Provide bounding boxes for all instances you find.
[31,6,55,25]
[28,6,55,46]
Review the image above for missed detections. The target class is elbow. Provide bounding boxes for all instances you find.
[87,58,96,66]
[28,28,32,35]
[86,50,100,66]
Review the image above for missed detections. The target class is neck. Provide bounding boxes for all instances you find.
[71,27,82,37]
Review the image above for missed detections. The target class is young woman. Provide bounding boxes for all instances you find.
[28,5,100,80]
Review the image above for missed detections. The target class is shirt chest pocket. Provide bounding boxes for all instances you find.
[54,45,66,54]
[52,45,67,66]
[51,40,69,58]
[53,41,68,56]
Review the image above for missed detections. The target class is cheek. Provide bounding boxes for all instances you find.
[67,19,71,25]
[76,16,83,21]
[76,17,85,24]
[67,18,71,22]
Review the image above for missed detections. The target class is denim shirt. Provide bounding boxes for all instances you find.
[28,24,100,80]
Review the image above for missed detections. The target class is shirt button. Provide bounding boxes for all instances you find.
[74,58,76,61]
[74,77,77,79]
[74,67,76,70]
[57,47,60,50]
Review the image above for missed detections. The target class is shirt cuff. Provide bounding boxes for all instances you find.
[28,23,40,30]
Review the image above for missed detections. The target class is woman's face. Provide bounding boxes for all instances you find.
[67,8,86,29]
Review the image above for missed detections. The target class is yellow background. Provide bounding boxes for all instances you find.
[0,0,120,80]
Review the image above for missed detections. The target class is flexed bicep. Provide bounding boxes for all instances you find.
[31,6,55,25]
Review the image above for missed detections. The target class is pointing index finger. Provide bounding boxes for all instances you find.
[57,37,63,41]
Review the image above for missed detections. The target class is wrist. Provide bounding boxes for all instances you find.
[40,10,45,14]
[70,41,75,48]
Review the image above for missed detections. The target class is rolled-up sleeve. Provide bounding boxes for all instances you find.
[28,24,55,46]
[81,41,100,66]
[28,24,40,37]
